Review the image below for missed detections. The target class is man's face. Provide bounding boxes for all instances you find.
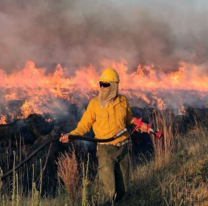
[99,82,111,90]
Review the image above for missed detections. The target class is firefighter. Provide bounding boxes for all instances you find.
[59,68,149,205]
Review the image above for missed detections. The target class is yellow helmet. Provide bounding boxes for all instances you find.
[99,68,120,83]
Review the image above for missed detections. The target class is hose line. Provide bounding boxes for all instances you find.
[1,128,127,180]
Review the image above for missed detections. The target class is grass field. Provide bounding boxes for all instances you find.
[1,111,208,206]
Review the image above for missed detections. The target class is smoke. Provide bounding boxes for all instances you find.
[0,0,208,73]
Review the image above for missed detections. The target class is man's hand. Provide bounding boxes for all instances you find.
[59,133,69,143]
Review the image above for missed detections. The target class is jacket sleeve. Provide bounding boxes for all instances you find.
[126,98,133,126]
[69,100,96,136]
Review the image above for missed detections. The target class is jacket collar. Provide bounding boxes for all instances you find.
[112,95,122,106]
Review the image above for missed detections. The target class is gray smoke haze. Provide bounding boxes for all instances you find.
[0,0,208,73]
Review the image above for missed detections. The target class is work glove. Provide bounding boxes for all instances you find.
[59,133,70,143]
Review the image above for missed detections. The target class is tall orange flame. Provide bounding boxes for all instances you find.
[0,60,208,124]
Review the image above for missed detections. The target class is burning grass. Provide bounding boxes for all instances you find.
[1,60,208,125]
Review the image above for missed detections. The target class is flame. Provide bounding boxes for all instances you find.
[0,60,208,124]
[0,115,7,124]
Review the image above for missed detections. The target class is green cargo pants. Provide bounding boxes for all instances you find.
[96,143,129,204]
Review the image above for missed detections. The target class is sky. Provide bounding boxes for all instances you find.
[0,0,208,74]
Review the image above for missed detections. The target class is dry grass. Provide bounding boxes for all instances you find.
[1,111,208,206]
[56,150,80,204]
[128,112,208,206]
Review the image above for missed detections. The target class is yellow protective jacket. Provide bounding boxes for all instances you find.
[69,94,133,145]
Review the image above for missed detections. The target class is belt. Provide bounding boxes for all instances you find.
[98,138,129,147]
